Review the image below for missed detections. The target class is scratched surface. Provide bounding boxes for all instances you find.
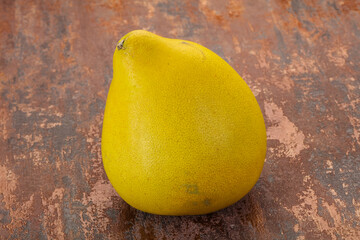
[0,0,359,239]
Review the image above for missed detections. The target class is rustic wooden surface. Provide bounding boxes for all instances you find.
[1,0,360,239]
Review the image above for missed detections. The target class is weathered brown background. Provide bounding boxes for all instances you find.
[0,0,359,239]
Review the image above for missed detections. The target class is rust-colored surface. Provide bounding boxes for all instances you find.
[1,0,360,239]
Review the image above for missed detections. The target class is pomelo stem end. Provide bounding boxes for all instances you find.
[117,39,125,50]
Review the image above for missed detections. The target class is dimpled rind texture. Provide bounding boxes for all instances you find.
[101,30,266,215]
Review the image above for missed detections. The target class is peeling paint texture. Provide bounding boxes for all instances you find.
[1,0,360,239]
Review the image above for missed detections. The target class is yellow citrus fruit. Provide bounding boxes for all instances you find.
[102,30,266,215]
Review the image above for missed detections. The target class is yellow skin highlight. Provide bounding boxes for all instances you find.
[102,30,267,215]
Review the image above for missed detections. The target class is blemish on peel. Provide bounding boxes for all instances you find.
[203,198,211,206]
[180,41,206,60]
[184,184,199,194]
